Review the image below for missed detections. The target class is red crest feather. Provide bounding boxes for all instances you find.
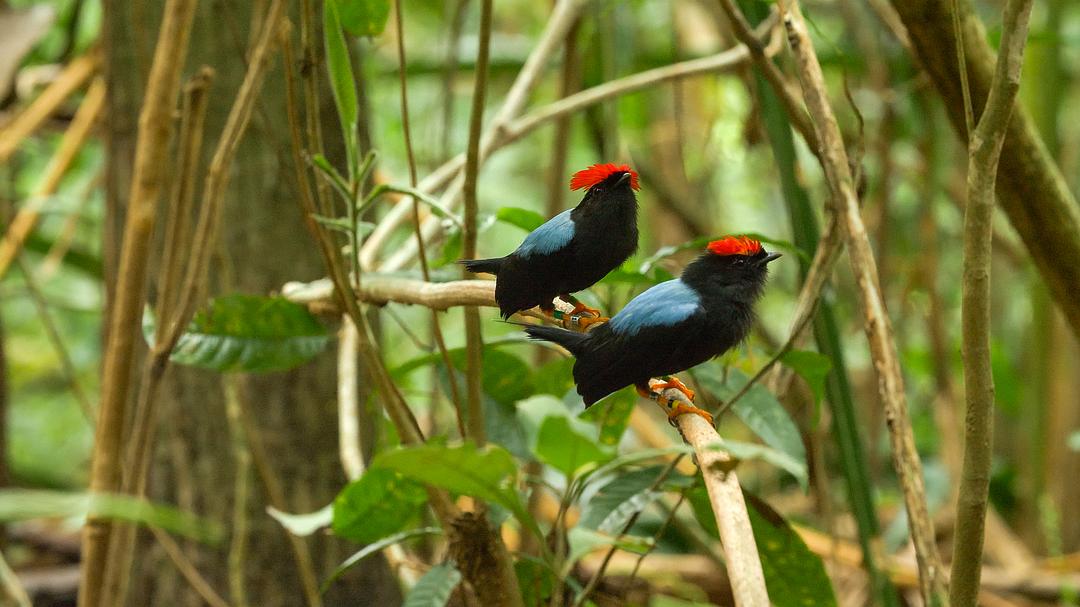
[707,235,763,256]
[569,163,640,191]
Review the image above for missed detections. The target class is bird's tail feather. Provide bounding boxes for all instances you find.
[521,324,589,357]
[459,257,503,275]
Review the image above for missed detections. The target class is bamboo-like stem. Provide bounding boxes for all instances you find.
[78,0,198,602]
[950,0,1034,604]
[105,0,285,599]
[462,0,492,448]
[0,76,105,281]
[395,0,464,436]
[776,1,947,603]
[0,549,31,607]
[148,528,231,607]
[0,52,98,164]
[224,379,251,607]
[647,380,769,606]
[337,317,365,480]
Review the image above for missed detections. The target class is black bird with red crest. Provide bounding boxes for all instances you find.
[461,163,640,324]
[522,236,781,423]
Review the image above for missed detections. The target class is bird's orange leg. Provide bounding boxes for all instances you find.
[640,378,713,427]
[558,293,603,318]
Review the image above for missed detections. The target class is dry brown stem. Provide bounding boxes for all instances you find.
[0,51,98,163]
[78,0,198,603]
[0,76,105,280]
[776,1,947,603]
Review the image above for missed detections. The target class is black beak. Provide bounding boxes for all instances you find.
[759,252,782,266]
[615,172,631,187]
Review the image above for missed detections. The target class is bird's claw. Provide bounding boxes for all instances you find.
[665,402,714,427]
[569,301,603,318]
[652,376,696,402]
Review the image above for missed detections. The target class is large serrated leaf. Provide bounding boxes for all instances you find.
[165,295,330,373]
[402,562,461,607]
[694,362,807,489]
[332,468,427,544]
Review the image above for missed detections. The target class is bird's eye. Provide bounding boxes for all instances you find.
[591,187,603,194]
[733,257,747,266]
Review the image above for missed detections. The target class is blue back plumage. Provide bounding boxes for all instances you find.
[607,279,702,336]
[515,209,575,257]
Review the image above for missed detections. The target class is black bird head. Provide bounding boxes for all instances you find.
[682,235,781,296]
[570,163,640,208]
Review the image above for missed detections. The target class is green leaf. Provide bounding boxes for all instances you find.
[433,226,462,268]
[532,357,575,397]
[711,438,807,488]
[781,350,832,413]
[0,489,221,543]
[566,527,652,568]
[402,562,462,607]
[332,467,428,544]
[374,442,519,511]
[1069,431,1080,452]
[337,0,391,37]
[535,415,615,477]
[578,386,636,446]
[745,492,838,607]
[323,0,359,171]
[516,558,555,607]
[694,363,807,489]
[449,348,534,407]
[164,295,330,373]
[579,466,668,531]
[370,184,463,229]
[323,527,442,591]
[496,206,547,231]
[309,153,352,202]
[267,503,332,537]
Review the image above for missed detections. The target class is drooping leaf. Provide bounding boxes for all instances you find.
[337,0,391,37]
[496,206,547,232]
[535,415,614,477]
[310,214,376,237]
[781,349,832,413]
[323,0,359,170]
[371,184,463,228]
[0,489,221,543]
[332,467,428,544]
[267,503,332,537]
[694,363,807,489]
[745,492,838,607]
[637,236,710,274]
[323,527,442,591]
[402,562,462,607]
[433,226,462,268]
[163,295,330,373]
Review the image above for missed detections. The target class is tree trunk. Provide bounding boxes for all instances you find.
[102,1,399,605]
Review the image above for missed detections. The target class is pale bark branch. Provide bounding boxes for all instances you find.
[647,380,769,607]
[776,1,948,603]
[950,0,1034,604]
